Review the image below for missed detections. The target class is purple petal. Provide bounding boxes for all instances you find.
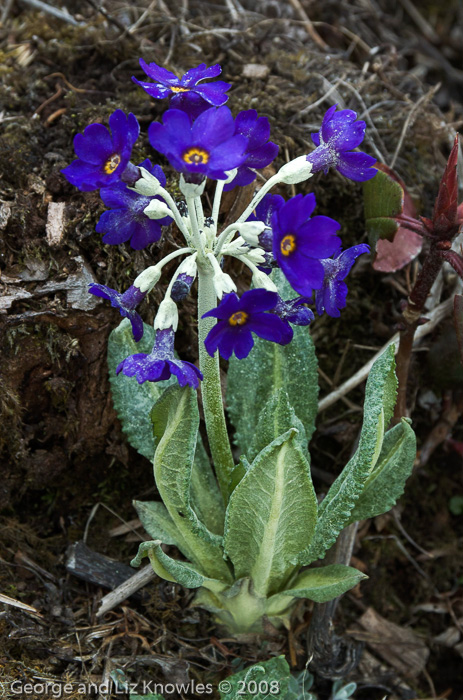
[280,255,325,296]
[74,125,112,164]
[311,132,321,147]
[194,82,231,105]
[296,216,342,258]
[233,330,254,359]
[208,134,248,173]
[131,78,172,99]
[139,59,179,85]
[244,141,279,168]
[202,293,240,320]
[240,289,279,313]
[181,63,222,86]
[191,106,235,147]
[249,312,293,344]
[336,151,377,182]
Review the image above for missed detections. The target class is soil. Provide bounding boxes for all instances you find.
[0,1,462,699]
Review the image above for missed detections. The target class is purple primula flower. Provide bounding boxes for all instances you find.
[273,296,315,326]
[248,193,285,251]
[89,283,145,342]
[315,244,370,317]
[202,289,293,360]
[171,274,195,302]
[224,110,279,191]
[116,327,203,388]
[148,107,248,182]
[306,105,377,182]
[61,110,140,192]
[272,193,342,297]
[96,160,172,250]
[133,60,231,119]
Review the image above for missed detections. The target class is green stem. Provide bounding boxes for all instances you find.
[197,261,235,503]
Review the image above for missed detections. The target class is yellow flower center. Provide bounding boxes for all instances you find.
[104,154,121,174]
[182,147,210,165]
[280,234,297,256]
[229,311,248,326]
[170,86,190,93]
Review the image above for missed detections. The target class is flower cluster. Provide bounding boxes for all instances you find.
[61,59,376,388]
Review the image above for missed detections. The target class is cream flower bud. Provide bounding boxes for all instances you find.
[143,199,173,219]
[179,174,206,198]
[133,265,162,294]
[130,167,163,196]
[278,156,313,184]
[252,268,277,292]
[207,253,237,299]
[235,221,267,246]
[175,253,198,280]
[154,297,179,331]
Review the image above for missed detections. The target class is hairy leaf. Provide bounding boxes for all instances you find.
[132,500,193,560]
[219,656,291,700]
[107,319,175,461]
[227,272,318,457]
[363,168,404,248]
[278,564,367,603]
[250,388,307,462]
[346,418,416,523]
[131,540,228,593]
[301,345,397,564]
[224,429,317,596]
[190,437,225,535]
[151,385,232,582]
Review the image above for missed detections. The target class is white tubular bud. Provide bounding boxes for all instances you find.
[207,253,237,299]
[236,221,267,246]
[278,156,313,184]
[130,166,163,196]
[176,252,198,280]
[179,174,206,198]
[154,297,179,331]
[244,247,266,265]
[143,199,173,219]
[223,168,238,184]
[252,268,277,292]
[133,265,162,294]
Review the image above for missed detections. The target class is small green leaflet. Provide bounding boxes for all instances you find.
[224,429,317,596]
[363,169,404,248]
[107,319,174,461]
[278,564,367,603]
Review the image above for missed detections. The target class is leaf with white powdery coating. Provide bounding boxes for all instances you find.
[190,437,225,536]
[227,271,318,458]
[277,564,367,603]
[151,385,232,583]
[224,429,318,597]
[346,418,416,523]
[250,388,307,462]
[132,500,194,560]
[107,319,175,461]
[301,345,397,565]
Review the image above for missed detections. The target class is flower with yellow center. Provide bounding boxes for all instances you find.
[229,311,248,326]
[182,147,210,165]
[280,234,297,256]
[104,154,121,174]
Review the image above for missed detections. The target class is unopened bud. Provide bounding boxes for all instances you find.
[144,199,173,219]
[154,297,179,331]
[131,166,163,196]
[278,156,313,184]
[133,265,162,294]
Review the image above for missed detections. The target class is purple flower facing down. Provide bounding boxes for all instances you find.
[315,244,370,317]
[306,105,377,182]
[273,296,314,326]
[96,160,172,250]
[224,110,279,191]
[272,193,342,297]
[116,327,203,388]
[248,193,285,252]
[202,289,293,360]
[89,283,145,341]
[171,273,195,302]
[133,60,231,119]
[61,110,140,192]
[148,107,248,181]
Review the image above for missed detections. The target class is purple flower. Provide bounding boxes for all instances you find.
[116,327,203,388]
[248,193,285,254]
[133,61,231,119]
[89,283,146,341]
[315,244,370,317]
[273,296,314,326]
[61,110,140,192]
[306,105,377,182]
[171,273,195,302]
[224,110,279,191]
[148,107,248,181]
[202,289,293,360]
[272,194,342,297]
[96,160,172,250]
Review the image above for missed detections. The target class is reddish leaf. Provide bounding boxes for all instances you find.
[433,134,459,236]
[372,164,423,272]
[454,294,463,365]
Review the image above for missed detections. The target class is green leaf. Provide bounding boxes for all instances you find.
[219,656,291,700]
[363,169,404,249]
[250,388,307,462]
[302,345,397,565]
[132,500,194,560]
[190,437,225,536]
[224,429,318,596]
[227,271,318,457]
[131,540,227,593]
[151,385,232,582]
[278,564,367,603]
[107,319,175,461]
[448,495,463,516]
[346,418,416,523]
[228,455,251,494]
